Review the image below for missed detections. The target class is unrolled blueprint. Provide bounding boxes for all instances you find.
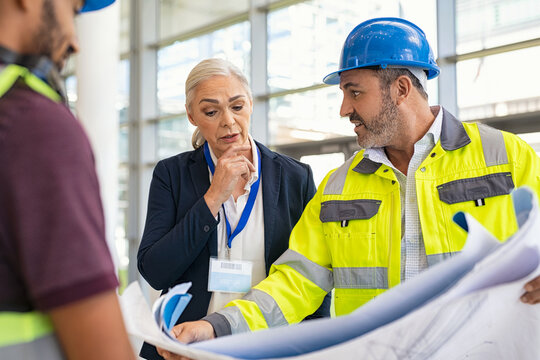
[121,187,540,360]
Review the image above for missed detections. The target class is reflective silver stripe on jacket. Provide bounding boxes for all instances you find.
[323,155,357,195]
[0,334,64,360]
[333,267,388,289]
[427,251,460,267]
[243,289,288,328]
[478,124,508,166]
[274,249,334,293]
[216,306,250,334]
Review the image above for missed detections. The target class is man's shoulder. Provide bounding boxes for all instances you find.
[1,84,70,116]
[463,122,531,152]
[0,84,81,139]
[0,85,93,173]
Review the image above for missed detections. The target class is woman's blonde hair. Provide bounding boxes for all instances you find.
[185,58,252,149]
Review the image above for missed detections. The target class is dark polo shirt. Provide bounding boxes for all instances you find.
[0,82,118,312]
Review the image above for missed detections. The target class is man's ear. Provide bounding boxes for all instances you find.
[395,75,412,105]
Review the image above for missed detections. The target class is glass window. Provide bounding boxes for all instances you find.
[457,47,540,120]
[268,0,397,91]
[159,0,249,41]
[119,0,130,55]
[300,152,345,188]
[118,59,130,124]
[269,86,350,145]
[455,0,540,121]
[456,0,540,54]
[157,115,196,159]
[267,0,401,92]
[267,0,438,145]
[157,22,250,116]
[119,126,129,163]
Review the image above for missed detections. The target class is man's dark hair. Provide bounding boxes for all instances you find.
[374,68,429,100]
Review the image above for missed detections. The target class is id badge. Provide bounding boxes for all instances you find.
[208,257,253,293]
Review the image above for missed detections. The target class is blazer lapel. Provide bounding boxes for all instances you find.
[189,147,218,256]
[258,142,281,267]
[189,147,211,198]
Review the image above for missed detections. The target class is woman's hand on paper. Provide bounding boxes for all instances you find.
[172,320,216,343]
[156,321,215,360]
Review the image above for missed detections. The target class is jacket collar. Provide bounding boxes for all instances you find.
[353,157,382,174]
[188,146,211,198]
[353,107,471,174]
[439,107,471,151]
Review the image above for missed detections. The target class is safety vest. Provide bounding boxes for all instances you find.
[215,108,540,333]
[0,64,64,358]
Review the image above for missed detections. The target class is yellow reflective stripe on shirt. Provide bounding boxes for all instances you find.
[0,311,54,347]
[0,64,61,102]
[0,65,22,98]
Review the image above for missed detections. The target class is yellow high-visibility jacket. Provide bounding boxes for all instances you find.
[207,108,540,335]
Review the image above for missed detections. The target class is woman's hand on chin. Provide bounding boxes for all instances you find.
[204,144,255,216]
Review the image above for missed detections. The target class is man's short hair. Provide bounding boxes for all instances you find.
[374,68,429,100]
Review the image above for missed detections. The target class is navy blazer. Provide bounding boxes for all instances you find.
[138,141,330,359]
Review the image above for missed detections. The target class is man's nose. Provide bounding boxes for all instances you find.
[68,35,80,56]
[340,96,352,118]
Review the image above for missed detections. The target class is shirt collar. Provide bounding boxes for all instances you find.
[426,105,443,145]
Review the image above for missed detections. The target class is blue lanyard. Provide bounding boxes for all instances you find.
[203,142,261,249]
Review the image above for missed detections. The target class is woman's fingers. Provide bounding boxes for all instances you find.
[214,155,255,186]
[204,145,257,211]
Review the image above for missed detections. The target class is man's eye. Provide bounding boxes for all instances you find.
[352,91,360,97]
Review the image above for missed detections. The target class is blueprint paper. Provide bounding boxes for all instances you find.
[152,282,193,337]
[284,279,540,360]
[191,212,501,358]
[121,187,540,360]
[120,282,234,360]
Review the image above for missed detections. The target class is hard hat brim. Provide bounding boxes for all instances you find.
[322,70,341,85]
[81,0,115,13]
[323,62,440,85]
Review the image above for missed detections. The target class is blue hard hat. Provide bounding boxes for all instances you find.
[81,0,115,13]
[323,17,440,85]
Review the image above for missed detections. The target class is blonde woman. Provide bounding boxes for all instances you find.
[137,58,330,359]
